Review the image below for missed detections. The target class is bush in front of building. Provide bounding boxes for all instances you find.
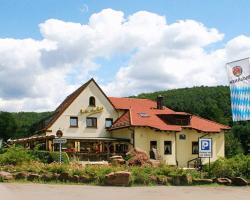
[32,150,69,164]
[0,146,69,165]
[84,165,125,184]
[45,162,69,174]
[0,146,34,165]
[31,150,52,163]
[31,145,69,164]
[203,154,250,179]
[49,151,69,164]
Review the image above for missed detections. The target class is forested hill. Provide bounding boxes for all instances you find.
[133,85,232,126]
[0,111,52,141]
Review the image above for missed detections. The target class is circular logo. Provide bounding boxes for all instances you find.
[56,130,63,138]
[232,66,242,77]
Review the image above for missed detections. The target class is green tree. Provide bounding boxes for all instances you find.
[231,123,250,155]
[225,131,244,157]
[0,112,17,141]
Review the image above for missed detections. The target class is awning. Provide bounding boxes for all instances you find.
[7,135,130,144]
[8,135,55,144]
[62,136,130,143]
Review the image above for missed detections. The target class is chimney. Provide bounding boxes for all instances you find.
[156,95,164,110]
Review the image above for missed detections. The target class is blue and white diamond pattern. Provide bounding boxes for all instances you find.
[230,86,250,121]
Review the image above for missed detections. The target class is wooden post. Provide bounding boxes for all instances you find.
[105,143,110,160]
[75,141,78,152]
[114,142,117,154]
[48,140,52,151]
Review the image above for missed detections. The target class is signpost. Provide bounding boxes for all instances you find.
[53,130,66,163]
[199,138,212,176]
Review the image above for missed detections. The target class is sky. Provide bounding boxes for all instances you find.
[1,0,250,112]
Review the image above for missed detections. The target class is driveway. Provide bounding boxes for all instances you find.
[1,183,250,200]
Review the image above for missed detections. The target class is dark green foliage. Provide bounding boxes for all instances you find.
[11,112,53,139]
[31,147,69,164]
[49,151,69,164]
[0,111,52,141]
[0,111,17,141]
[225,132,244,157]
[231,122,250,155]
[0,145,69,165]
[30,150,53,163]
[204,154,250,179]
[0,146,34,165]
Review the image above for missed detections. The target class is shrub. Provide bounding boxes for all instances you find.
[84,165,116,184]
[31,150,69,164]
[0,146,34,165]
[49,152,69,164]
[14,161,46,173]
[154,164,174,176]
[31,150,51,163]
[204,154,250,179]
[45,162,69,174]
[130,166,154,185]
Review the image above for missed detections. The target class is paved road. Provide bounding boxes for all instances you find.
[1,183,250,200]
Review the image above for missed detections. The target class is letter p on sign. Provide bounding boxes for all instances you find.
[201,140,209,150]
[199,138,212,158]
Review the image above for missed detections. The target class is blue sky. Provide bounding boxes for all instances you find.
[1,0,250,111]
[1,0,249,41]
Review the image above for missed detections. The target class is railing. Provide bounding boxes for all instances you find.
[187,157,202,169]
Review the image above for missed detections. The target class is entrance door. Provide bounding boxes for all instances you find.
[150,141,157,159]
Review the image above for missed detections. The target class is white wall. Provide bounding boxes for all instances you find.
[47,81,118,138]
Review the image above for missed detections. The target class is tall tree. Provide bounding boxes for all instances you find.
[0,112,17,141]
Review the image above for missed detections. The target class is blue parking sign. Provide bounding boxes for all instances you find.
[199,138,212,158]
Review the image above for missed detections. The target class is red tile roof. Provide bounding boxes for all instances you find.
[111,110,131,129]
[109,97,230,132]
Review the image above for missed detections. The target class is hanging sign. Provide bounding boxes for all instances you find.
[53,138,67,144]
[226,57,250,121]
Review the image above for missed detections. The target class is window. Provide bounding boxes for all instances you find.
[105,118,113,128]
[89,96,96,107]
[138,112,150,117]
[115,144,128,153]
[150,141,157,149]
[164,141,172,155]
[179,134,186,140]
[86,117,97,128]
[70,117,78,127]
[192,142,199,154]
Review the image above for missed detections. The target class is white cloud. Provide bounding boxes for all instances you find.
[0,9,250,111]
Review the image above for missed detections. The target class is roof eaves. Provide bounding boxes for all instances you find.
[192,115,231,130]
[44,78,93,130]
